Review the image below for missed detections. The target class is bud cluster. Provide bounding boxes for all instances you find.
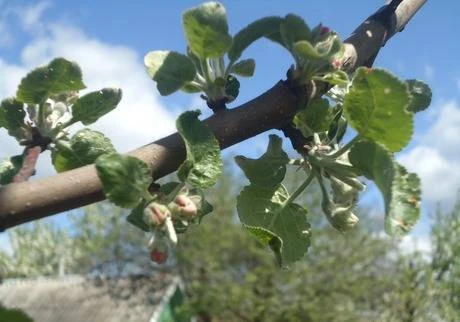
[142,186,204,264]
[314,148,364,232]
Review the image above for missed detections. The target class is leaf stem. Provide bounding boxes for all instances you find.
[328,135,360,159]
[283,171,315,207]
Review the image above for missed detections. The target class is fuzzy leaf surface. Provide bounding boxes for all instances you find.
[72,88,122,125]
[235,134,289,187]
[293,98,332,138]
[144,51,196,96]
[280,14,311,50]
[228,16,284,62]
[349,140,421,236]
[237,184,310,266]
[17,58,85,104]
[52,129,116,172]
[176,110,222,189]
[406,79,432,113]
[182,2,232,58]
[230,59,255,77]
[344,68,412,152]
[0,98,25,131]
[96,154,152,208]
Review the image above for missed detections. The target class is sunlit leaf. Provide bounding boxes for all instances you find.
[344,68,412,152]
[176,110,222,189]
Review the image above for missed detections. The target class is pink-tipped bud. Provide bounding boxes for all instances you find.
[320,26,330,35]
[171,194,199,220]
[143,202,169,227]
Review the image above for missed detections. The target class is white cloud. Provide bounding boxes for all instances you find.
[398,100,460,206]
[423,64,434,80]
[18,0,51,32]
[1,10,175,179]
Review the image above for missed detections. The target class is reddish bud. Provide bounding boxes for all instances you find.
[148,233,169,264]
[150,248,168,264]
[320,26,330,35]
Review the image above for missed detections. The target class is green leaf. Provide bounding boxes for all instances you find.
[181,82,202,93]
[235,134,289,187]
[237,184,311,265]
[293,98,333,138]
[343,68,412,152]
[406,79,432,113]
[228,16,284,62]
[244,224,283,266]
[71,88,122,125]
[280,14,311,50]
[230,59,255,77]
[176,110,222,189]
[225,75,240,100]
[0,98,25,131]
[127,199,150,232]
[182,1,232,58]
[144,51,196,96]
[52,128,116,172]
[17,58,86,104]
[349,140,421,236]
[293,40,322,60]
[0,155,24,185]
[95,153,152,208]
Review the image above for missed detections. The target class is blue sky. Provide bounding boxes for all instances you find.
[1,0,459,252]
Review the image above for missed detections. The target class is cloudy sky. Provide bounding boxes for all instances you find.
[0,0,459,251]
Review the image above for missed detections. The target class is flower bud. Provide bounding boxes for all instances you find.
[327,206,359,232]
[169,194,200,220]
[143,202,169,227]
[320,26,330,35]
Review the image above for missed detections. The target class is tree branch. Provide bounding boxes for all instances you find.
[0,0,427,231]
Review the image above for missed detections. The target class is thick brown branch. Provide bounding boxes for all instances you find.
[0,0,427,231]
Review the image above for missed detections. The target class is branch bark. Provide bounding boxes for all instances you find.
[0,0,427,231]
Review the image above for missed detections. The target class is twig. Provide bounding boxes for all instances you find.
[0,0,428,231]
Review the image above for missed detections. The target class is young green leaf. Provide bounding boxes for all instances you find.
[235,134,289,187]
[127,199,150,232]
[144,51,196,96]
[0,155,24,185]
[71,88,122,125]
[228,16,284,62]
[0,98,25,131]
[293,40,322,60]
[293,98,333,138]
[343,68,412,152]
[280,14,311,50]
[225,75,240,100]
[182,1,232,58]
[16,58,86,104]
[229,59,255,77]
[406,79,432,113]
[176,110,222,189]
[237,184,311,266]
[349,140,421,236]
[243,224,283,266]
[52,129,116,172]
[95,153,152,208]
